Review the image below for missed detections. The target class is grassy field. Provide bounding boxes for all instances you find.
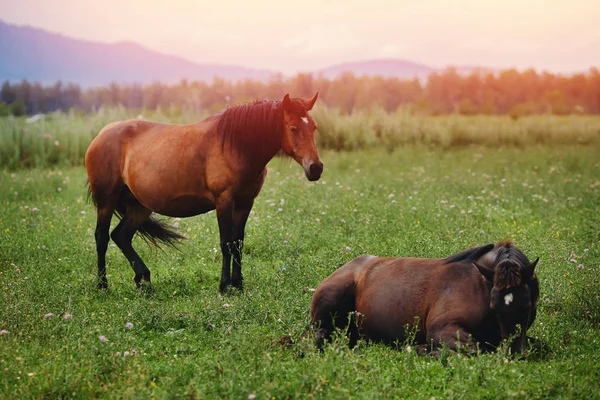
[1,144,599,399]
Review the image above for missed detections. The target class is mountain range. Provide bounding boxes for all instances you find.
[1,19,475,86]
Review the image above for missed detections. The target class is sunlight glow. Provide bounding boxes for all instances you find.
[2,0,598,73]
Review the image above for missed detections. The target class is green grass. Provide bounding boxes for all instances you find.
[1,146,599,399]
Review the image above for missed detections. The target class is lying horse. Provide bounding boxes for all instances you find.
[86,93,322,292]
[308,241,539,354]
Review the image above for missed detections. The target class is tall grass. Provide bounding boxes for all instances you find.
[0,107,210,170]
[312,107,600,151]
[0,106,599,169]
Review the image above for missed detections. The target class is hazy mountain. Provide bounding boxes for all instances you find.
[314,58,436,80]
[0,20,277,86]
[0,19,492,86]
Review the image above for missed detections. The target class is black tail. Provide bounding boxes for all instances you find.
[137,215,186,249]
[85,179,97,207]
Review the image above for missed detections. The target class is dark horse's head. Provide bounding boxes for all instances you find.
[474,242,539,354]
[279,92,323,181]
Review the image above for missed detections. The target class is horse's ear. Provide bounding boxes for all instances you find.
[474,261,495,281]
[521,257,539,280]
[282,93,292,111]
[306,92,319,110]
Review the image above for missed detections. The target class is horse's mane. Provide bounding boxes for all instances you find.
[492,241,531,290]
[216,100,283,154]
[444,243,495,264]
[445,241,535,290]
[494,262,521,290]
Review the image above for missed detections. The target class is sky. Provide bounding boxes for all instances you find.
[2,0,599,74]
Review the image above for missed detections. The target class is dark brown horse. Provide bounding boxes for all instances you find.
[86,93,322,292]
[308,241,539,354]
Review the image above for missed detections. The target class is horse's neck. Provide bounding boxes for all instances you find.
[236,128,282,174]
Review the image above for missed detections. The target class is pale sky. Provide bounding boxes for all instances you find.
[2,0,599,74]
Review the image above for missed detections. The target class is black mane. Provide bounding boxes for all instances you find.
[444,243,495,264]
[492,241,532,289]
[493,241,531,268]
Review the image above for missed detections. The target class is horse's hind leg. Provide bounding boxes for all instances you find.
[310,283,356,349]
[111,201,152,289]
[95,207,114,289]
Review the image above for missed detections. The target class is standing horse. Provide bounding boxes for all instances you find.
[308,241,539,354]
[85,93,323,292]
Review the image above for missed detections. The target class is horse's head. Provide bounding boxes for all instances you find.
[279,92,323,181]
[474,252,539,354]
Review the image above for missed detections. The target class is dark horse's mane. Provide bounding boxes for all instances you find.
[444,243,495,264]
[493,241,532,290]
[215,100,284,154]
[445,241,534,290]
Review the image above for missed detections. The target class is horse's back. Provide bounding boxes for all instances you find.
[352,257,439,341]
[86,119,160,167]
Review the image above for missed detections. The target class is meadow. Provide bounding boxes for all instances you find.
[0,111,599,399]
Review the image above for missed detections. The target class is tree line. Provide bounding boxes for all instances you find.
[1,67,599,116]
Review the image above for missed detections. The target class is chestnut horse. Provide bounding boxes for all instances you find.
[308,241,539,354]
[86,93,322,292]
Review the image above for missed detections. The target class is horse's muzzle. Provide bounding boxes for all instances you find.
[307,161,323,181]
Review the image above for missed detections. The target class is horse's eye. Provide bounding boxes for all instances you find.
[289,126,297,133]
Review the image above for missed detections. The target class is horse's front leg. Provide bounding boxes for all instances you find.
[216,199,235,293]
[426,323,478,356]
[231,200,254,291]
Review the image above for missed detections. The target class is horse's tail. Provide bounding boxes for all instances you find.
[85,179,97,207]
[137,215,186,249]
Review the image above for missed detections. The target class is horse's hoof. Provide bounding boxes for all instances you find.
[141,281,152,290]
[220,282,244,295]
[135,279,153,293]
[97,281,108,290]
[219,282,231,294]
[428,349,443,358]
[276,335,295,349]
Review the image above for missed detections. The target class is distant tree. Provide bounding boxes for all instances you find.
[1,81,17,104]
[10,99,26,116]
[543,89,570,115]
[63,83,81,110]
[16,80,32,113]
[457,98,478,115]
[1,68,599,116]
[290,73,315,99]
[29,82,43,113]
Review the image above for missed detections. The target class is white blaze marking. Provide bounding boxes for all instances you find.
[301,117,308,124]
[504,293,514,305]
